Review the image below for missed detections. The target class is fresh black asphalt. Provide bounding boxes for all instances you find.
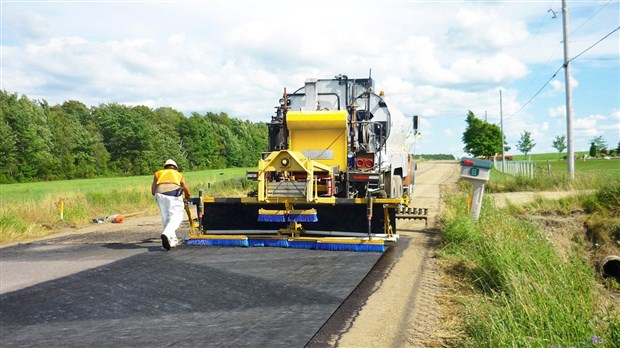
[0,239,382,347]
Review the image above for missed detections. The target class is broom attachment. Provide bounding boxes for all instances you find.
[186,234,249,247]
[186,200,392,252]
[185,235,385,252]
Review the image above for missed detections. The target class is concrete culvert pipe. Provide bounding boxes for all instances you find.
[600,255,620,282]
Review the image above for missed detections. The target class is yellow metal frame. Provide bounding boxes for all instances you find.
[257,150,333,203]
[202,196,405,206]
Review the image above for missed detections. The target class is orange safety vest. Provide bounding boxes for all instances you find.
[155,169,183,185]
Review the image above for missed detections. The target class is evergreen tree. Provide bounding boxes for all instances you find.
[589,142,597,157]
[589,136,608,157]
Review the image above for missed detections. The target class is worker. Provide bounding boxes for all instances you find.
[151,159,191,250]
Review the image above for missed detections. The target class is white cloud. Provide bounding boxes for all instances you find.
[575,114,607,129]
[573,114,608,138]
[389,36,459,85]
[451,53,528,84]
[6,11,50,41]
[449,7,530,49]
[549,79,563,95]
[548,105,565,118]
[548,74,579,96]
[168,33,186,45]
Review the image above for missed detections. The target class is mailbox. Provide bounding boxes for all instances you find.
[460,157,493,221]
[460,158,492,181]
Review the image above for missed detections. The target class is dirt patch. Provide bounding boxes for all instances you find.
[527,213,585,262]
[528,212,620,309]
[490,191,589,209]
[2,215,164,247]
[524,212,620,273]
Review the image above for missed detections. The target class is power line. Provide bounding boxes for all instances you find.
[578,57,620,60]
[506,65,563,120]
[521,0,614,100]
[508,25,620,120]
[519,42,562,98]
[569,0,614,36]
[518,8,553,64]
[569,25,620,63]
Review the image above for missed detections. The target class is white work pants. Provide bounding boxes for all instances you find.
[155,193,184,246]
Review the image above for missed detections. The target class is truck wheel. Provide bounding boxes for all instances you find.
[391,176,403,199]
[404,184,414,198]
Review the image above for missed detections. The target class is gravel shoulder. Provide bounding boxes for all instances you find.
[330,161,460,347]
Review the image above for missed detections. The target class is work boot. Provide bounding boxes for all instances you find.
[161,234,171,251]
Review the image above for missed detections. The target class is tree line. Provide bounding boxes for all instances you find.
[461,110,618,158]
[0,90,268,183]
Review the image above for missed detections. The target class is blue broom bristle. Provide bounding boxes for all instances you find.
[247,239,265,247]
[316,242,385,252]
[258,214,286,222]
[287,214,318,223]
[287,240,317,250]
[247,239,289,247]
[263,239,289,247]
[186,238,249,247]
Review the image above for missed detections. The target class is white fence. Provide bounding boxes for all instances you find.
[493,159,536,178]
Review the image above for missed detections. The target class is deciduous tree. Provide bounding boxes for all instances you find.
[462,111,505,157]
[516,131,536,158]
[551,135,567,158]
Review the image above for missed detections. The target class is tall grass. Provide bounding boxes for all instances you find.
[440,193,620,347]
[0,168,252,245]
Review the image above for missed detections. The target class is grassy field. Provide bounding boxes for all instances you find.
[0,167,251,244]
[1,168,249,204]
[488,153,620,192]
[511,151,589,161]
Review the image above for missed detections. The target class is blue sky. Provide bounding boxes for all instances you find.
[1,0,618,156]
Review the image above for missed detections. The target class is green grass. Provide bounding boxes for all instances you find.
[511,151,589,161]
[0,167,249,204]
[488,156,620,192]
[0,167,252,244]
[440,191,620,347]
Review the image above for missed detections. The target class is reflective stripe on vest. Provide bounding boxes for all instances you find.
[155,169,183,185]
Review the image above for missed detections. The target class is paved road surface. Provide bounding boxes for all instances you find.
[1,238,381,347]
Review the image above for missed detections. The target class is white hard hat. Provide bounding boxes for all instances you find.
[164,159,178,168]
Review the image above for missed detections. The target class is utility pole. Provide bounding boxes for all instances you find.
[500,90,505,172]
[562,0,575,179]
